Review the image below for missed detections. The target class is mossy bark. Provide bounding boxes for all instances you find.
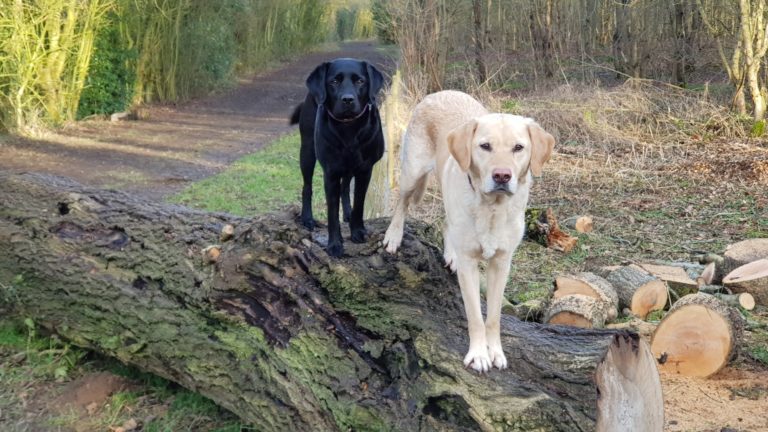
[0,173,662,431]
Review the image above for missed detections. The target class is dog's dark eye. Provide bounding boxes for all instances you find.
[329,79,339,86]
[356,78,365,85]
[513,144,524,152]
[479,142,491,151]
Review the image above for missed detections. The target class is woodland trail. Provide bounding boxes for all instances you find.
[0,41,394,201]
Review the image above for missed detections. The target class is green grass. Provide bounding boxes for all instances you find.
[751,345,768,366]
[172,132,325,218]
[0,318,87,382]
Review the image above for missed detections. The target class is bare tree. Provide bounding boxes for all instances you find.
[472,0,488,83]
[739,0,768,120]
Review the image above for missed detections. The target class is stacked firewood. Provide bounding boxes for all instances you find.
[514,237,767,378]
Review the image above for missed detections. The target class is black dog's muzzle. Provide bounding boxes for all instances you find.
[324,103,371,123]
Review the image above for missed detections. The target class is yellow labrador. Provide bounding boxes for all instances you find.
[383,90,554,372]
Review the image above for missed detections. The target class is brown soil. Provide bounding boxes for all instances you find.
[49,372,131,416]
[663,364,768,432]
[0,41,394,201]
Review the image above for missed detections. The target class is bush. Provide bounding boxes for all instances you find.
[77,17,136,118]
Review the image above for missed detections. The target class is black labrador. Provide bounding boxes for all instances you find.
[289,58,385,257]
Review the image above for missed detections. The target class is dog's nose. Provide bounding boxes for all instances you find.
[492,168,512,184]
[341,94,355,105]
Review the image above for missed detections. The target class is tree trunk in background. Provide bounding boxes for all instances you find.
[612,0,632,78]
[696,0,748,115]
[472,0,488,84]
[740,0,768,121]
[673,1,687,86]
[530,0,555,79]
[0,173,665,432]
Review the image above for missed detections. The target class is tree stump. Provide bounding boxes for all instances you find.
[0,173,664,431]
[650,293,744,378]
[525,207,578,253]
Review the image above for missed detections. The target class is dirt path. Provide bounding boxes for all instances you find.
[0,41,394,201]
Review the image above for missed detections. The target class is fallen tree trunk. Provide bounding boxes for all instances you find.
[0,173,664,432]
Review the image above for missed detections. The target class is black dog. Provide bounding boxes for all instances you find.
[289,58,385,257]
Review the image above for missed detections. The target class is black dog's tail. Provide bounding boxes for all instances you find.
[289,103,303,125]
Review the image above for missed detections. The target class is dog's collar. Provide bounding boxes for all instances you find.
[325,103,371,123]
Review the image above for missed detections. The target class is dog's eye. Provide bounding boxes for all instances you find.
[329,79,339,86]
[356,78,365,85]
[479,142,491,151]
[513,144,524,152]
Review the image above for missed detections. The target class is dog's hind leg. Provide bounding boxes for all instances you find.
[341,176,352,222]
[349,170,371,243]
[442,228,458,272]
[300,138,317,230]
[383,153,431,254]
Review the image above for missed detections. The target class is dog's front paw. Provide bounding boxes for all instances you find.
[327,241,344,258]
[463,346,492,373]
[487,343,508,370]
[350,226,368,243]
[301,217,317,230]
[382,226,402,253]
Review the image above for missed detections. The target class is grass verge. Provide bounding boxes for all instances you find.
[172,132,324,218]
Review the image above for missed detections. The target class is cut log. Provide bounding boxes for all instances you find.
[0,173,664,432]
[602,266,668,319]
[722,259,768,306]
[650,293,744,378]
[638,263,698,298]
[553,272,618,321]
[713,293,756,311]
[544,294,610,328]
[697,262,716,287]
[525,207,578,253]
[563,215,594,233]
[606,318,657,340]
[719,238,768,283]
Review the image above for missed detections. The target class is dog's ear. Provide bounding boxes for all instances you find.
[306,62,328,105]
[364,62,384,103]
[447,119,477,172]
[527,120,555,177]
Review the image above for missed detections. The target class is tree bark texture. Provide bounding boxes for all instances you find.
[0,173,663,431]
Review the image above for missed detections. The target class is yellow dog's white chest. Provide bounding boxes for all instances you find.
[470,205,515,259]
